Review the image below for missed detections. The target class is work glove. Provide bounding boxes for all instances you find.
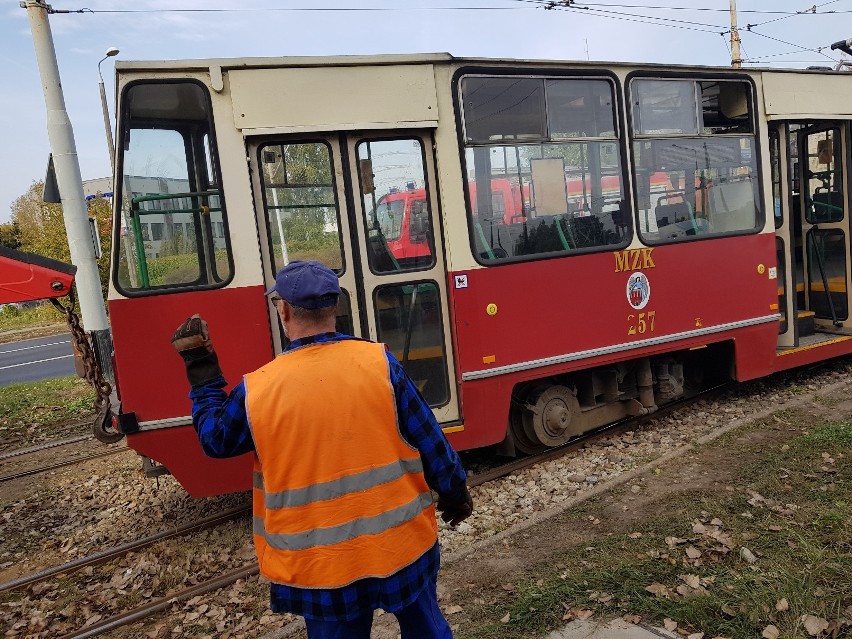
[171,314,223,387]
[436,486,473,527]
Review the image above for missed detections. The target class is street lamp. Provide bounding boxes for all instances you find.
[98,47,119,171]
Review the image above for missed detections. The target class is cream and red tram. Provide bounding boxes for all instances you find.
[106,54,852,496]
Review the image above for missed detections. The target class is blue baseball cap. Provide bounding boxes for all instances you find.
[266,260,341,309]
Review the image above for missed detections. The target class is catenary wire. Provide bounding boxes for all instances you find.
[743,0,841,29]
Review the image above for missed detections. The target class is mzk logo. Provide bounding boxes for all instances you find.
[614,248,656,273]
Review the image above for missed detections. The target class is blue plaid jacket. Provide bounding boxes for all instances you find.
[188,332,467,621]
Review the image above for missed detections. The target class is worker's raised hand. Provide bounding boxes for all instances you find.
[171,314,213,353]
[436,486,473,527]
[171,314,222,387]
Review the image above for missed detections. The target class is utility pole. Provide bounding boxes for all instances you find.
[730,0,742,68]
[22,2,112,370]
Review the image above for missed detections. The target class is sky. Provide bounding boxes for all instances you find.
[1,0,850,224]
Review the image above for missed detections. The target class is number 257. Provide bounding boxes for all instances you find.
[627,311,655,335]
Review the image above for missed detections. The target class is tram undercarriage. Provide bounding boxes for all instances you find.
[504,342,733,454]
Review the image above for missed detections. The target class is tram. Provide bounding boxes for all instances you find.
[104,54,852,497]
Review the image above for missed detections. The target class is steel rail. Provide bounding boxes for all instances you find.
[0,447,128,484]
[0,432,92,462]
[0,505,251,594]
[59,563,260,639]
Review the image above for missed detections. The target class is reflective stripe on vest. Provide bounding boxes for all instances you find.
[254,457,425,509]
[244,339,438,589]
[253,491,434,551]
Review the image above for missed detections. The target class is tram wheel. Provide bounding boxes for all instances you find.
[522,385,580,448]
[510,383,580,453]
[510,394,548,455]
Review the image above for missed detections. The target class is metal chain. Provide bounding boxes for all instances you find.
[50,291,112,414]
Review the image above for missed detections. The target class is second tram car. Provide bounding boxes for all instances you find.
[105,54,852,496]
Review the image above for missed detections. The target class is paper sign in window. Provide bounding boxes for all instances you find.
[530,158,569,216]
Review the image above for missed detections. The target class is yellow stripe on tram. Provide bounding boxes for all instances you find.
[778,335,852,357]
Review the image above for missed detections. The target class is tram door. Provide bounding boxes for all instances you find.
[248,131,460,424]
[773,121,851,347]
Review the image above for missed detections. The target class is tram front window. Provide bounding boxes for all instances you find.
[114,81,233,294]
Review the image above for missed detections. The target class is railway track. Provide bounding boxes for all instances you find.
[0,445,128,484]
[0,505,252,595]
[36,387,733,639]
[0,419,92,459]
[0,432,93,462]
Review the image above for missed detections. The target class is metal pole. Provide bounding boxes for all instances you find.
[22,1,112,364]
[730,0,742,68]
[97,63,116,170]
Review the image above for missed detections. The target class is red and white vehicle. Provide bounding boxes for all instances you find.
[104,54,852,496]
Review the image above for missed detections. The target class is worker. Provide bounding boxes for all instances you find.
[171,259,472,639]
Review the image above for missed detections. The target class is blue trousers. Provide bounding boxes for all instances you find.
[303,578,452,639]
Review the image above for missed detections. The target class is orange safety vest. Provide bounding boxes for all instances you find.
[244,339,438,589]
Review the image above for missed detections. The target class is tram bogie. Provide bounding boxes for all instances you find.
[506,341,733,454]
[102,54,852,496]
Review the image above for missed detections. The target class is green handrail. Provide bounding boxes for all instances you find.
[128,190,220,289]
[474,220,496,260]
[555,216,574,250]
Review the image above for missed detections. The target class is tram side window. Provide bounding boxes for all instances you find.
[114,82,232,293]
[631,78,761,244]
[259,142,344,273]
[459,76,627,264]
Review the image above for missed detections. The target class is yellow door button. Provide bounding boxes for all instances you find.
[757,264,765,274]
[486,303,498,316]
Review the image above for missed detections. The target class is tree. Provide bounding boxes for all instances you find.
[11,181,112,298]
[0,221,21,249]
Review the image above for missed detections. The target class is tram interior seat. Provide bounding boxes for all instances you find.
[654,200,707,238]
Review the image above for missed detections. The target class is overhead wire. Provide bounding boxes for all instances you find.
[53,1,848,66]
[530,1,846,13]
[743,0,841,29]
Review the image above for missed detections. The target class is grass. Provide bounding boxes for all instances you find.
[0,303,66,335]
[457,421,851,639]
[0,376,95,451]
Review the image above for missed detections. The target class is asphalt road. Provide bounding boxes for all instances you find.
[0,333,76,387]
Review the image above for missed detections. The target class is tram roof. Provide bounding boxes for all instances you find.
[114,53,842,76]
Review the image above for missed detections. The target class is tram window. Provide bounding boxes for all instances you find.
[631,78,760,244]
[357,138,436,274]
[462,77,546,143]
[632,80,698,135]
[807,229,848,321]
[776,237,787,334]
[259,141,344,273]
[460,76,626,263]
[114,81,233,294]
[374,281,449,407]
[770,129,782,229]
[803,128,844,224]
